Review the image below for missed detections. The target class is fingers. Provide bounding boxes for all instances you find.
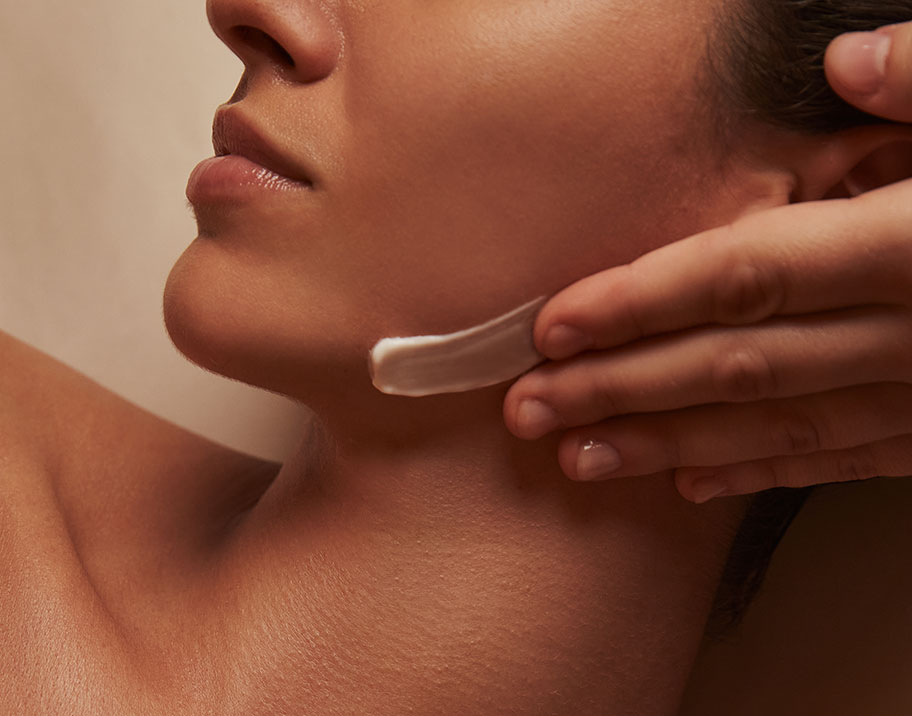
[506,307,912,440]
[826,22,912,123]
[533,182,912,362]
[674,433,912,503]
[553,383,912,482]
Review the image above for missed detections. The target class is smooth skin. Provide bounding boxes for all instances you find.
[505,22,912,504]
[2,1,774,713]
[4,4,909,713]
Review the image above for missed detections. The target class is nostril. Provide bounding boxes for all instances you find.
[227,73,250,104]
[232,25,295,69]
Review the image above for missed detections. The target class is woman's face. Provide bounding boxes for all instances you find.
[166,0,751,394]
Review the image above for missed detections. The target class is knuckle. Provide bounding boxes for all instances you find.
[511,363,554,399]
[889,322,912,383]
[870,232,912,305]
[615,265,647,342]
[713,260,784,325]
[590,376,625,419]
[712,344,777,402]
[768,460,793,490]
[772,411,823,455]
[656,428,684,469]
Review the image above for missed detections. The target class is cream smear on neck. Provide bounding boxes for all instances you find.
[369,297,547,397]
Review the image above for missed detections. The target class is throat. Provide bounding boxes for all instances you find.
[225,405,749,715]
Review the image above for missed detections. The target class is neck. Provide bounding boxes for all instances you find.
[272,380,646,535]
[249,380,751,714]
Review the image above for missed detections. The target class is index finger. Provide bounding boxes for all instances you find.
[535,181,912,360]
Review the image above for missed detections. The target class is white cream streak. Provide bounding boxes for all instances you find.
[369,296,547,397]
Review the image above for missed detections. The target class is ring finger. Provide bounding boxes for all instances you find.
[506,306,911,439]
[556,382,912,481]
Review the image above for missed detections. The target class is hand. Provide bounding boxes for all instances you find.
[504,22,912,503]
[826,22,912,123]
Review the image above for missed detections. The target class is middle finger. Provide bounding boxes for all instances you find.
[506,306,910,439]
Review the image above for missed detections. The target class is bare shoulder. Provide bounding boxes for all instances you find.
[0,330,77,447]
[0,329,256,449]
[0,330,141,446]
[0,330,282,712]
[0,329,277,520]
[0,330,213,463]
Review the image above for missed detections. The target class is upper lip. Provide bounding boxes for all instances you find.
[212,108,314,187]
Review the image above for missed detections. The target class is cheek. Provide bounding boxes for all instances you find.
[163,1,734,391]
[329,61,708,330]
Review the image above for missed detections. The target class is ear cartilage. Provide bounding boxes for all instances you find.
[369,296,547,397]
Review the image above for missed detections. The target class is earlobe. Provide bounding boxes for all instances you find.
[785,125,912,202]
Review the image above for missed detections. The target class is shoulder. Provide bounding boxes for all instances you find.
[0,330,184,464]
[0,331,284,711]
[0,329,275,502]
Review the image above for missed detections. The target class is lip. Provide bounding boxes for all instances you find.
[186,108,314,205]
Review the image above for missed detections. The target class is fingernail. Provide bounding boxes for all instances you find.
[691,476,728,504]
[575,439,622,480]
[543,324,592,360]
[829,32,891,94]
[516,399,560,439]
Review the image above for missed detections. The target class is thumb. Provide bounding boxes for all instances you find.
[825,22,912,123]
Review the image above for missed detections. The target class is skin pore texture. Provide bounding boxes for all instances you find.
[2,0,859,713]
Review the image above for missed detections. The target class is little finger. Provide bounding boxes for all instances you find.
[557,383,912,481]
[675,434,912,502]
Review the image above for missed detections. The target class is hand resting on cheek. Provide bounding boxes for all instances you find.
[505,21,912,504]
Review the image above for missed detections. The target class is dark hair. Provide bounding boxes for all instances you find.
[706,1,912,134]
[704,1,911,636]
[707,486,813,638]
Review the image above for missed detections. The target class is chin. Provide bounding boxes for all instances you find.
[163,240,252,380]
[163,237,373,400]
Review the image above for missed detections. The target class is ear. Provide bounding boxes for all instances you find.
[781,124,912,202]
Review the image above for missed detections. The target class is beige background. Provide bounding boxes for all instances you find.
[2,2,910,711]
[0,0,308,460]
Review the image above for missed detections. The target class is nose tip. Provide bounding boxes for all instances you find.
[206,0,341,84]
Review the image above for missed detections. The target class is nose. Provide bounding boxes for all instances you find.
[206,0,341,84]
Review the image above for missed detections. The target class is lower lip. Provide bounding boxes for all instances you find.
[186,155,312,205]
